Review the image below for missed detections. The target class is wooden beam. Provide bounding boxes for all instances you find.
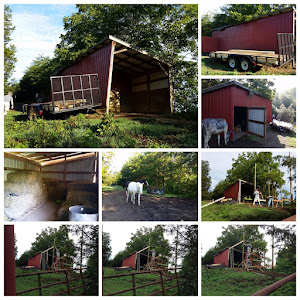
[4,152,42,166]
[106,41,116,114]
[114,48,128,54]
[4,167,96,175]
[201,197,225,208]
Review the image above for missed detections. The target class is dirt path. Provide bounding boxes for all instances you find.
[282,215,296,221]
[102,190,198,221]
[206,126,295,148]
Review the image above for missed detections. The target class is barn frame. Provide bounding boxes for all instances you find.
[224,179,254,203]
[122,246,150,270]
[202,81,272,142]
[202,6,295,54]
[53,35,173,115]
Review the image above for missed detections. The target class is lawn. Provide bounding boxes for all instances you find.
[201,202,295,221]
[103,268,181,296]
[4,110,197,148]
[202,268,296,296]
[201,56,296,75]
[15,268,85,296]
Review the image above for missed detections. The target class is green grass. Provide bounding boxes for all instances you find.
[202,268,296,296]
[103,268,181,296]
[15,268,85,296]
[201,202,295,221]
[4,111,197,148]
[201,56,296,75]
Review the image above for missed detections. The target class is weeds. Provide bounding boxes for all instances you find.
[5,111,198,148]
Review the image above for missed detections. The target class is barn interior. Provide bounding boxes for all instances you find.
[4,152,99,221]
[108,38,172,114]
[240,181,254,200]
[234,106,248,140]
[229,247,243,267]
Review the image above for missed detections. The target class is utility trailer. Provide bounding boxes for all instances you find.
[209,33,295,71]
[23,73,102,120]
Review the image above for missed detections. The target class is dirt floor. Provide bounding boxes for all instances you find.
[205,126,295,148]
[21,201,61,221]
[102,190,198,221]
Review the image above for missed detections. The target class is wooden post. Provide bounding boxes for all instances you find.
[80,268,86,295]
[38,273,42,296]
[132,274,136,296]
[159,270,165,296]
[63,155,66,184]
[272,225,274,271]
[242,232,245,268]
[175,268,180,295]
[254,164,256,191]
[65,271,71,295]
[268,167,270,197]
[289,152,293,201]
[106,41,116,114]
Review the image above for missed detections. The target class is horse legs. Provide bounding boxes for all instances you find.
[137,193,141,206]
[204,134,211,148]
[131,193,135,205]
[217,134,220,146]
[224,129,228,145]
[126,191,129,202]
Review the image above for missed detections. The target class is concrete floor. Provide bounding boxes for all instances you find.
[21,201,61,221]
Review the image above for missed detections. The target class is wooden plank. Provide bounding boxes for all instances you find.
[201,197,225,208]
[106,41,116,114]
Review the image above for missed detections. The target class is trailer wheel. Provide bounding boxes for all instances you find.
[228,56,238,69]
[240,57,252,71]
[27,108,38,121]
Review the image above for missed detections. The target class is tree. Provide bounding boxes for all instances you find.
[55,4,198,114]
[4,5,17,94]
[15,55,61,103]
[14,233,18,259]
[201,160,211,200]
[102,232,112,266]
[102,152,117,187]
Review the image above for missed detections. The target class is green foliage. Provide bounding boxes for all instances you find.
[4,5,17,93]
[102,232,112,266]
[15,56,61,102]
[202,268,295,296]
[201,160,211,200]
[118,152,197,198]
[5,111,197,148]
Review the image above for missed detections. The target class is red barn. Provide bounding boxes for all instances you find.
[122,246,150,270]
[224,179,254,203]
[54,35,172,114]
[202,81,272,142]
[214,242,243,268]
[28,252,43,269]
[202,7,295,53]
[214,248,230,266]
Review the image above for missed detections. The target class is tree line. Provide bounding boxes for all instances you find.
[103,152,198,199]
[5,4,198,116]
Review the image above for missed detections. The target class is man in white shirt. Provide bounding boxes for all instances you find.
[4,91,14,116]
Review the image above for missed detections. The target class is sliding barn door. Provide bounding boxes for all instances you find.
[247,107,266,138]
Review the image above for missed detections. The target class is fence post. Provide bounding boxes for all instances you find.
[80,268,86,295]
[175,268,180,295]
[132,274,136,296]
[65,271,71,296]
[37,273,42,295]
[159,270,165,296]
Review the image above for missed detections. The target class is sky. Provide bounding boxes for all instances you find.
[9,4,77,81]
[202,151,296,197]
[105,150,139,174]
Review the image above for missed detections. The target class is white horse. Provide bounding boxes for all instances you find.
[126,182,144,206]
[202,118,230,148]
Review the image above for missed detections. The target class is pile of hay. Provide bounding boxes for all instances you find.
[4,171,46,220]
[43,180,68,202]
[67,182,98,194]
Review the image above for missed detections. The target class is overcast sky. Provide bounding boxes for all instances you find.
[202,151,296,197]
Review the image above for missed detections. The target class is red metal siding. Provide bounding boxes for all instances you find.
[202,85,272,140]
[224,181,239,200]
[28,253,42,269]
[214,248,229,266]
[59,42,114,107]
[122,253,137,269]
[202,36,219,53]
[212,10,294,53]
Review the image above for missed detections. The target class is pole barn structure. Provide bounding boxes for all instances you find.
[224,179,254,203]
[202,7,295,53]
[202,81,272,142]
[53,35,173,114]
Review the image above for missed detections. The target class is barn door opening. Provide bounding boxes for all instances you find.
[247,107,266,138]
[234,107,248,141]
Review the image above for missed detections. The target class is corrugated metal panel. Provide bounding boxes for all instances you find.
[212,10,294,53]
[248,121,265,137]
[224,181,239,200]
[28,253,42,269]
[202,36,219,53]
[59,42,113,107]
[248,108,265,122]
[122,253,137,269]
[214,248,229,266]
[4,158,40,181]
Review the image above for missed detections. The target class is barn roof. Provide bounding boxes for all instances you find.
[202,81,271,100]
[224,179,254,190]
[4,152,96,167]
[53,35,170,77]
[212,6,294,32]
